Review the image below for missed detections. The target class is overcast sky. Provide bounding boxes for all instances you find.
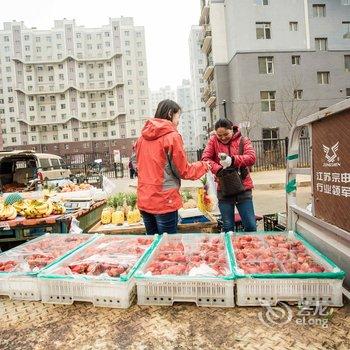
[0,0,200,92]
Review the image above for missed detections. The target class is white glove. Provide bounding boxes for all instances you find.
[219,155,232,169]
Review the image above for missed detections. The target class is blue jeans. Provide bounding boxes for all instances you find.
[140,210,178,235]
[218,195,257,233]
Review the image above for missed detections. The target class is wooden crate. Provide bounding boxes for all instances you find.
[89,212,218,235]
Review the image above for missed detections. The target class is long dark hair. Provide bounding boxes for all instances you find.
[214,118,238,132]
[154,99,181,122]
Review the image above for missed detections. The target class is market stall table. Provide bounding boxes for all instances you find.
[89,211,218,234]
[60,199,107,232]
[0,214,63,245]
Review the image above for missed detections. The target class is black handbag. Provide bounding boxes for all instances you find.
[217,138,247,197]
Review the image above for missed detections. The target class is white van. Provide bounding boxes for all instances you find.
[0,150,71,191]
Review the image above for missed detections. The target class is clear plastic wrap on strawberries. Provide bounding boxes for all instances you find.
[43,235,156,280]
[0,234,93,275]
[231,233,331,276]
[138,234,232,278]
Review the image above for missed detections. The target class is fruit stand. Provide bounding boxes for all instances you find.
[0,214,63,244]
[0,181,107,250]
[59,199,107,233]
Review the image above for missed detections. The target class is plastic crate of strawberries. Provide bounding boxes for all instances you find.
[42,235,156,281]
[136,234,233,279]
[0,234,93,276]
[230,232,344,278]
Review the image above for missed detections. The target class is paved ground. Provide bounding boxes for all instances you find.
[0,296,349,350]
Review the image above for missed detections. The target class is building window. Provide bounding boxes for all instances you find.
[294,90,303,100]
[292,55,300,65]
[346,88,350,98]
[256,22,271,39]
[315,38,327,51]
[317,71,330,84]
[343,22,350,38]
[258,56,274,74]
[260,91,276,112]
[345,55,350,71]
[289,22,298,31]
[313,4,326,17]
[262,128,279,150]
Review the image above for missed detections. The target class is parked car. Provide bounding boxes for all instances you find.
[0,150,71,192]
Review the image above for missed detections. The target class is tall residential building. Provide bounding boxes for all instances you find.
[150,85,176,115]
[0,18,150,162]
[189,25,208,150]
[177,79,196,159]
[200,0,350,141]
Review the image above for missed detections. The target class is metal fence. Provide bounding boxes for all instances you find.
[65,137,311,178]
[194,137,310,172]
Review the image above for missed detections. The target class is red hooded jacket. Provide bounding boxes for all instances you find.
[201,130,256,191]
[135,118,207,214]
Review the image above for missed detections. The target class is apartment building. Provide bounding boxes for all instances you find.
[177,79,197,160]
[150,85,177,115]
[189,25,208,150]
[200,0,350,142]
[0,18,150,162]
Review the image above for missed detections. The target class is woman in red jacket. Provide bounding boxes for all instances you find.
[201,118,257,232]
[135,99,210,234]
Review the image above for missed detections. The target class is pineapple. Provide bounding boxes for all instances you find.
[112,210,125,225]
[101,207,113,224]
[126,193,140,224]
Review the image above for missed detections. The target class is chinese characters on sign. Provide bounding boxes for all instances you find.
[315,172,350,198]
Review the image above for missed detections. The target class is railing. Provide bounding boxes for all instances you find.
[194,137,310,172]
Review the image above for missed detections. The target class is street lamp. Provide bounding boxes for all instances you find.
[222,100,227,119]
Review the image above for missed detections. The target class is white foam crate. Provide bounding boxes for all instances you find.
[40,278,136,308]
[0,234,95,301]
[137,279,234,307]
[1,276,41,301]
[39,235,158,308]
[235,278,343,307]
[229,232,344,307]
[135,233,235,308]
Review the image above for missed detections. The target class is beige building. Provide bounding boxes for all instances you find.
[0,18,150,162]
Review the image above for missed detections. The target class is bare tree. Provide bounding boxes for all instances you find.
[237,98,262,139]
[278,74,317,130]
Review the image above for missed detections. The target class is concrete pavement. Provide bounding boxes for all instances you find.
[111,169,311,192]
[105,169,312,216]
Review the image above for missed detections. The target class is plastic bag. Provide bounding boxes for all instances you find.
[69,218,83,234]
[102,176,119,197]
[205,171,218,212]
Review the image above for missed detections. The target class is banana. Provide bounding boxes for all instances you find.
[46,200,53,216]
[0,204,17,221]
[32,200,48,214]
[7,206,17,220]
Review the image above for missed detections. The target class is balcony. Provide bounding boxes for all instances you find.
[203,62,214,81]
[199,1,210,25]
[201,29,212,54]
[202,85,210,102]
[14,82,124,95]
[205,91,216,108]
[12,52,122,65]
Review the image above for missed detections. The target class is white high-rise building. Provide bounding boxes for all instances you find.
[189,25,208,150]
[0,18,150,161]
[177,79,196,160]
[150,85,176,115]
